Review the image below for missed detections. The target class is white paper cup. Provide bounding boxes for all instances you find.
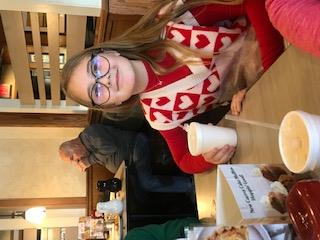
[187,122,237,156]
[279,111,320,173]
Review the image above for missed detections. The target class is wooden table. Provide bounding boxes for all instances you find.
[194,46,320,221]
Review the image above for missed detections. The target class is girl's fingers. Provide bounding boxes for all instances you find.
[203,145,236,164]
[213,146,235,164]
[231,89,247,115]
[213,145,230,161]
[215,146,234,164]
[231,96,239,115]
[235,100,240,114]
[235,97,242,114]
[225,147,236,163]
[203,148,219,161]
[203,145,228,164]
[231,101,235,114]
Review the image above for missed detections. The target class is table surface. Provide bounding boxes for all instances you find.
[194,45,320,221]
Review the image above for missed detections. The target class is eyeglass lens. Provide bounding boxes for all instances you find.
[91,54,110,78]
[89,54,111,106]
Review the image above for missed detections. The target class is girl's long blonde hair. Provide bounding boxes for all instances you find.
[61,0,241,113]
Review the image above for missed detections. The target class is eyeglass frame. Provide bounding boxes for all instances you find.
[88,50,112,108]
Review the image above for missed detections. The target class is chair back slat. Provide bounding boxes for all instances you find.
[1,11,34,105]
[47,12,61,105]
[30,12,46,105]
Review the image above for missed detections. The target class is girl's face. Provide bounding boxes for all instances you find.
[68,51,136,108]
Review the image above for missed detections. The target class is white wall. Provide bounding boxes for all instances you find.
[0,0,101,16]
[0,127,86,199]
[0,208,85,230]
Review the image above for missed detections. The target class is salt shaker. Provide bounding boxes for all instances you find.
[97,178,122,193]
[97,199,123,214]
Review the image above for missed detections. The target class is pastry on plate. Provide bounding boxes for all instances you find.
[207,226,248,240]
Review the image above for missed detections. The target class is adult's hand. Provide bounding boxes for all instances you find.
[202,144,235,165]
[231,89,247,116]
[72,157,91,172]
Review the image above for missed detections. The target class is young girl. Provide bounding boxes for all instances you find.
[61,0,284,173]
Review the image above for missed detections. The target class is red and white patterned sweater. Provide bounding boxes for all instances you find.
[140,1,284,173]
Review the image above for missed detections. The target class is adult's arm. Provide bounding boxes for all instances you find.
[81,124,137,173]
[244,0,284,70]
[266,0,320,57]
[160,127,215,174]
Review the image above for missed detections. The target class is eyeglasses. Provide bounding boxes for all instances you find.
[88,51,112,107]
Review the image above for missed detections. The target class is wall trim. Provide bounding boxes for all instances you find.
[0,197,87,210]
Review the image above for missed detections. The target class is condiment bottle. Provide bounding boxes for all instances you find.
[286,180,320,239]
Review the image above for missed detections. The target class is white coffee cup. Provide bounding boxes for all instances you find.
[279,110,320,173]
[187,122,237,156]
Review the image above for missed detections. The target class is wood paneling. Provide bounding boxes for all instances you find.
[105,14,142,40]
[87,109,103,125]
[0,112,87,127]
[94,0,109,44]
[87,165,113,212]
[23,229,36,240]
[0,197,87,210]
[0,17,6,54]
[11,230,23,240]
[109,0,161,15]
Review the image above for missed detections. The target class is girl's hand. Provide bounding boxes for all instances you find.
[231,89,247,116]
[202,145,235,165]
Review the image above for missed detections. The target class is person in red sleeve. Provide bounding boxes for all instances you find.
[61,0,284,174]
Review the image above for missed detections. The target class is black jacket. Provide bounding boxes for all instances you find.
[79,124,138,173]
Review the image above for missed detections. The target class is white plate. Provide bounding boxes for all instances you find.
[196,225,271,240]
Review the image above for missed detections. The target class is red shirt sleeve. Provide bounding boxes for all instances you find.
[190,4,245,26]
[160,127,215,174]
[244,0,284,70]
